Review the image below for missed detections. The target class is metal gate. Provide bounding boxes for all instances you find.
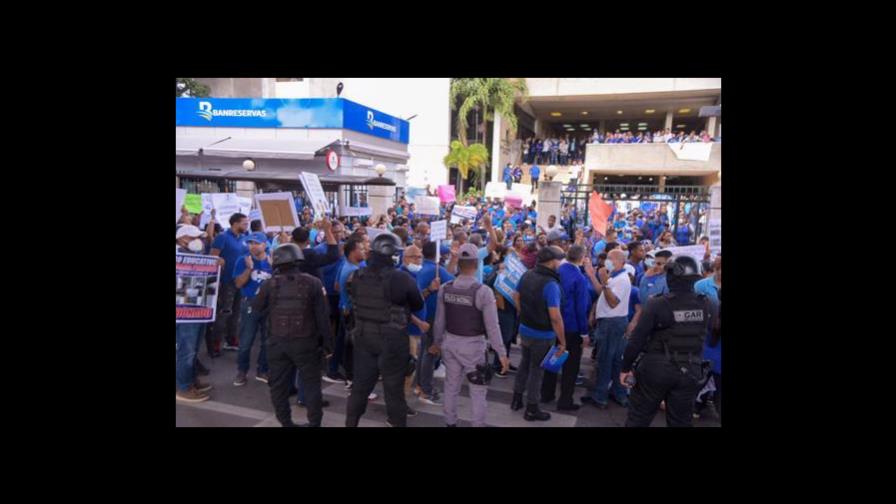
[559,183,711,243]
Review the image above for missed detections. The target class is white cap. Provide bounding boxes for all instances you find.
[176,225,205,240]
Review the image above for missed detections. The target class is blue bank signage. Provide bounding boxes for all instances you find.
[176,98,409,144]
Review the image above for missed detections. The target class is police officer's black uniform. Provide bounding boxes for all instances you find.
[621,256,717,427]
[251,243,332,427]
[344,233,424,427]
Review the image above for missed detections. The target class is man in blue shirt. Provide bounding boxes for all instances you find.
[414,241,455,405]
[638,249,672,301]
[335,235,367,390]
[399,245,430,414]
[511,245,568,421]
[321,220,348,383]
[627,240,647,286]
[503,163,514,190]
[529,164,541,193]
[210,212,250,354]
[231,232,273,386]
[540,245,591,411]
[693,256,721,305]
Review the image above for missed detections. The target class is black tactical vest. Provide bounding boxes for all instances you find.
[647,292,709,363]
[443,280,486,336]
[348,267,408,331]
[266,272,318,340]
[517,265,564,332]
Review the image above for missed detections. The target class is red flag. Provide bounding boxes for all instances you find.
[589,191,613,238]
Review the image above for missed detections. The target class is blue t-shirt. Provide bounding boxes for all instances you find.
[321,255,344,295]
[693,277,720,305]
[639,273,669,301]
[337,261,361,311]
[474,246,490,284]
[675,225,690,245]
[211,229,249,285]
[417,259,455,320]
[592,239,608,256]
[399,265,427,335]
[530,166,540,179]
[232,253,273,299]
[503,167,513,181]
[628,287,641,322]
[519,281,562,340]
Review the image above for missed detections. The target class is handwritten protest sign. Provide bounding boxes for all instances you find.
[184,194,203,214]
[437,185,456,203]
[255,192,300,233]
[495,252,527,307]
[415,196,441,216]
[485,182,507,200]
[430,220,447,266]
[405,187,427,203]
[656,245,709,265]
[299,171,330,218]
[176,253,221,323]
[339,206,372,217]
[450,205,478,224]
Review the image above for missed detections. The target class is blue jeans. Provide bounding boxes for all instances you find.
[237,298,268,374]
[176,323,203,390]
[591,316,629,405]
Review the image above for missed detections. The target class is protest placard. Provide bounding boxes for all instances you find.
[248,209,261,222]
[657,245,709,265]
[505,193,523,209]
[199,194,214,229]
[239,196,253,217]
[184,194,203,214]
[365,227,389,241]
[415,196,441,216]
[339,206,372,217]
[209,193,242,229]
[450,205,478,224]
[437,185,456,203]
[430,219,447,266]
[510,183,534,206]
[495,252,527,307]
[176,188,186,223]
[484,182,507,200]
[708,218,721,254]
[299,171,330,218]
[405,187,427,203]
[255,192,300,232]
[176,253,221,323]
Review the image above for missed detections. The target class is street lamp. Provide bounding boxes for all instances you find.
[375,163,386,177]
[545,165,558,180]
[243,159,256,171]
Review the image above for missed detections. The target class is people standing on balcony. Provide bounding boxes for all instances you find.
[590,130,600,144]
[569,137,576,163]
[548,136,559,164]
[559,138,569,165]
[540,137,550,164]
[632,132,644,144]
[700,130,712,142]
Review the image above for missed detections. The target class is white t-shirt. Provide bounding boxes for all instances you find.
[595,270,632,319]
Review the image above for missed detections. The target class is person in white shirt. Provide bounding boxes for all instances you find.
[541,137,551,164]
[583,249,632,409]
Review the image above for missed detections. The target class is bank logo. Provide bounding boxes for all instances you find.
[365,110,398,133]
[198,101,213,121]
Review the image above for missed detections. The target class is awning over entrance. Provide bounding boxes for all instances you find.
[199,137,341,160]
[176,136,230,155]
[345,141,411,161]
[176,170,395,187]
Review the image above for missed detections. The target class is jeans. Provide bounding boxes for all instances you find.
[415,314,437,396]
[550,151,558,164]
[531,178,539,191]
[505,179,513,190]
[176,323,203,391]
[211,281,242,351]
[237,298,268,374]
[513,336,553,405]
[591,316,629,405]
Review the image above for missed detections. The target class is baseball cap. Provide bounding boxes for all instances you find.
[176,225,206,240]
[536,245,566,263]
[246,232,268,244]
[547,229,569,242]
[458,243,479,260]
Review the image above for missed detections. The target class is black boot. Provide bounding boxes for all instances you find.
[510,392,524,411]
[524,403,551,422]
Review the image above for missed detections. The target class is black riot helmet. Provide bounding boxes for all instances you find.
[665,255,701,291]
[370,232,404,257]
[272,243,305,268]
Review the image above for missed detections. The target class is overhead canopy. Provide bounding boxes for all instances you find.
[200,137,340,160]
[176,136,230,155]
[176,170,395,187]
[318,174,396,186]
[345,140,410,161]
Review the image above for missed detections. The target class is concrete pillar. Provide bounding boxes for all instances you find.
[706,116,717,136]
[491,112,503,184]
[367,184,394,217]
[658,175,667,193]
[536,181,562,233]
[337,186,347,216]
[664,111,674,131]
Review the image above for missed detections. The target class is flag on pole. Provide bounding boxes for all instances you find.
[589,191,614,238]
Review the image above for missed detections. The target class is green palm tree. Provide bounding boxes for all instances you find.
[450,78,529,190]
[443,140,489,196]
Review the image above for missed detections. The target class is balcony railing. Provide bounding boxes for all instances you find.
[584,142,720,176]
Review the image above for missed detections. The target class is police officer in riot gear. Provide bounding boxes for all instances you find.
[345,233,425,427]
[619,255,718,427]
[251,243,332,427]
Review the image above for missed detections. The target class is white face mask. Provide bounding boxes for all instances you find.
[406,263,422,273]
[187,239,204,252]
[605,259,616,272]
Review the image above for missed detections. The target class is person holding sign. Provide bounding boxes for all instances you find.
[430,243,509,428]
[209,212,250,355]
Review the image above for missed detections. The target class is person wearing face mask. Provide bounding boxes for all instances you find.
[175,225,221,403]
[231,232,274,387]
[398,245,429,418]
[582,248,632,410]
[639,249,673,301]
[511,245,568,422]
[344,233,425,427]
